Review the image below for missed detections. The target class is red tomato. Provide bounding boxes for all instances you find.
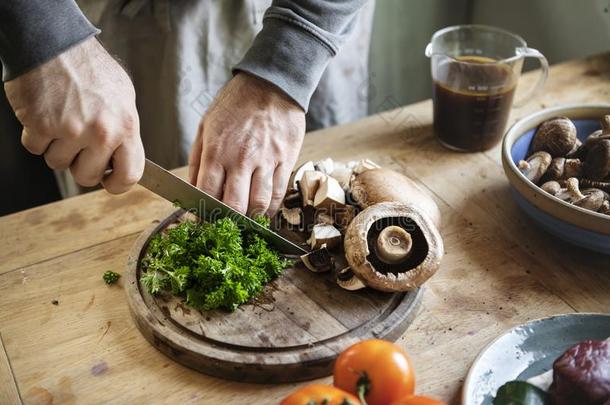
[280,384,361,405]
[390,395,447,405]
[333,339,415,405]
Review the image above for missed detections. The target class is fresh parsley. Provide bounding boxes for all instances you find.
[141,216,290,311]
[103,270,121,285]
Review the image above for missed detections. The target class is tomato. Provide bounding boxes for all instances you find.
[280,384,361,405]
[333,339,415,405]
[390,395,447,405]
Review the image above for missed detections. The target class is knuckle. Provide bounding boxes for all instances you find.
[250,197,269,210]
[62,120,83,140]
[90,119,117,147]
[44,155,69,170]
[72,170,101,188]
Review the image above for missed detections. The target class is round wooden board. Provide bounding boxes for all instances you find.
[126,209,423,383]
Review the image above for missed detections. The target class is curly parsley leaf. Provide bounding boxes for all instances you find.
[140,217,290,311]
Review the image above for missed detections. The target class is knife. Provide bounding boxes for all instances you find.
[138,159,306,255]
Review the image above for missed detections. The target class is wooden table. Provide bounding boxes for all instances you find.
[1,53,610,405]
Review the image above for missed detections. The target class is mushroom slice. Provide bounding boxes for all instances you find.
[280,207,303,227]
[518,151,552,184]
[282,189,302,209]
[531,116,577,156]
[300,246,334,273]
[314,211,335,226]
[344,201,443,292]
[353,159,381,175]
[313,176,346,212]
[289,161,315,190]
[314,158,334,175]
[329,164,354,191]
[584,139,610,180]
[307,223,342,250]
[350,168,441,228]
[336,267,366,291]
[335,205,358,231]
[299,170,326,206]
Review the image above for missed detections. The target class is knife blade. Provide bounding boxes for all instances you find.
[138,159,306,255]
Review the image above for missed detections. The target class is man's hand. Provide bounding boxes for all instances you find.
[189,72,306,216]
[5,37,144,194]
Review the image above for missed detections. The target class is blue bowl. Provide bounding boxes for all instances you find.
[502,104,610,254]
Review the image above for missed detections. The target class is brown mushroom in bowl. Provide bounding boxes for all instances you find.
[343,201,443,292]
[530,116,578,157]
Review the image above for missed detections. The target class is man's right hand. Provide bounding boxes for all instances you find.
[4,37,144,194]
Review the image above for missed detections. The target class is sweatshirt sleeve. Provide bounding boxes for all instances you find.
[0,0,99,81]
[234,0,370,111]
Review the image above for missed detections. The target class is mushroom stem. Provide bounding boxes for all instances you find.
[375,226,413,264]
[566,177,586,201]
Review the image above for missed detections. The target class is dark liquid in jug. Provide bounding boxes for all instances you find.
[433,56,516,151]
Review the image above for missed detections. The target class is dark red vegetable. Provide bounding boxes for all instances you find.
[549,339,610,405]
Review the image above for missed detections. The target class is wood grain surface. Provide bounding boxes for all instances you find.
[125,210,422,383]
[0,53,609,404]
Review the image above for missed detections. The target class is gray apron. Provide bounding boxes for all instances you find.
[59,0,373,196]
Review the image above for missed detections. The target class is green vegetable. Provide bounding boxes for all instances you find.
[103,271,121,285]
[493,381,549,405]
[141,216,290,311]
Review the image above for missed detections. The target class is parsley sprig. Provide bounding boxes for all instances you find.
[141,217,289,311]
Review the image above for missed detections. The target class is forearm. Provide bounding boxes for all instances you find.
[234,0,370,111]
[0,0,99,81]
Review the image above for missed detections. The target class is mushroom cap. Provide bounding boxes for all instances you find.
[575,188,607,212]
[541,157,565,182]
[349,168,441,228]
[531,116,577,157]
[584,139,610,180]
[343,201,443,292]
[541,180,561,195]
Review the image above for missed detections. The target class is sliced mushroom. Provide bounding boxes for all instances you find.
[314,211,334,226]
[353,159,381,175]
[541,180,562,196]
[350,168,441,228]
[584,139,610,180]
[307,223,342,250]
[289,161,315,191]
[329,164,354,191]
[282,189,302,209]
[299,170,326,206]
[336,267,366,291]
[344,202,444,292]
[518,151,552,184]
[313,176,346,212]
[314,158,334,175]
[531,116,577,156]
[300,246,334,273]
[565,178,606,211]
[280,207,303,227]
[334,205,358,231]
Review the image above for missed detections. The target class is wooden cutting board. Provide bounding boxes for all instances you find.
[125,209,422,383]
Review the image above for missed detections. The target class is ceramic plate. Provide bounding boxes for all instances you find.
[463,313,610,405]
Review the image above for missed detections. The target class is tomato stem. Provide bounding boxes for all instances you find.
[356,372,370,405]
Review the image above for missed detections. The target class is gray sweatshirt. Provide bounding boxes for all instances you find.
[0,0,369,110]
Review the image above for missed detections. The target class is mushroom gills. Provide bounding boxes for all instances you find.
[366,217,429,275]
[300,246,334,273]
[336,267,366,291]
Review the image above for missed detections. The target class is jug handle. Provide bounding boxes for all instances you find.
[513,47,549,108]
